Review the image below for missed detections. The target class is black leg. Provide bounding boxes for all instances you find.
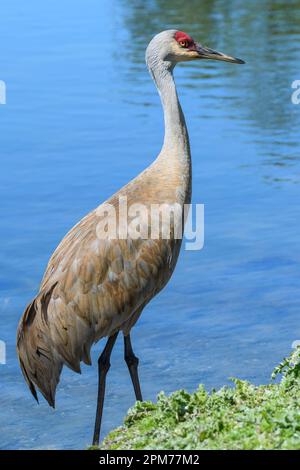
[124,334,143,402]
[92,332,118,446]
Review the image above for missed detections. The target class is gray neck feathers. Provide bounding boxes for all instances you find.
[146,54,190,159]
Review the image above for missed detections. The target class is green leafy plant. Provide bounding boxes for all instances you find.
[92,347,300,450]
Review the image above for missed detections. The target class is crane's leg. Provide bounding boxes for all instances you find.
[124,334,143,402]
[92,332,118,446]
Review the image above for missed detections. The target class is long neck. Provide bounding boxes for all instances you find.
[149,60,191,159]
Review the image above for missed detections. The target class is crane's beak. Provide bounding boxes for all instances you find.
[195,44,245,64]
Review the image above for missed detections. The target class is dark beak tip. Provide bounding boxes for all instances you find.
[235,57,246,64]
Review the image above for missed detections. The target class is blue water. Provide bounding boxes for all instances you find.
[1,0,300,449]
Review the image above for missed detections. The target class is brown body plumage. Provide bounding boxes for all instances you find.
[17,154,191,406]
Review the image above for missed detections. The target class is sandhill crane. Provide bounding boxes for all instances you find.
[17,30,244,445]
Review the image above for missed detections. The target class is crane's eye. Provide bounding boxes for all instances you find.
[179,40,189,48]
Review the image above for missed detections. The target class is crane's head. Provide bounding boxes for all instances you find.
[146,30,245,68]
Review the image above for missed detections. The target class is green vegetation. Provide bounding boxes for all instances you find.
[96,348,300,450]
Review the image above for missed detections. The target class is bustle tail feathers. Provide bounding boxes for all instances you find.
[16,283,62,407]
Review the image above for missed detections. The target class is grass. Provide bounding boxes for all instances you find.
[92,347,300,450]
